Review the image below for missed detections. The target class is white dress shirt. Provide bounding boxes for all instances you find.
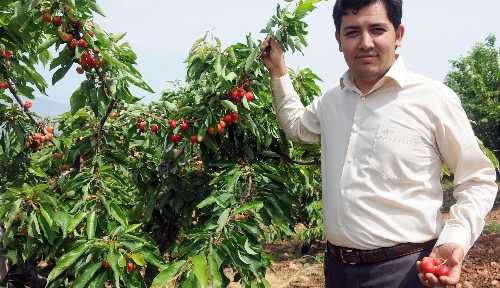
[271,56,498,254]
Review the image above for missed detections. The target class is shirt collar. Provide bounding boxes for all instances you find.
[339,55,408,91]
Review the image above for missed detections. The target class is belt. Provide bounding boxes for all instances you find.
[327,239,437,265]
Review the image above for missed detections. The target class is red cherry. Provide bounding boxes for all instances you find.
[169,120,177,129]
[76,66,85,74]
[236,87,246,97]
[78,39,88,48]
[150,124,159,134]
[207,127,216,135]
[52,16,62,26]
[432,258,443,266]
[0,81,9,90]
[420,260,436,275]
[69,39,78,49]
[102,260,110,269]
[230,89,239,99]
[217,123,225,134]
[127,262,135,273]
[169,134,182,143]
[223,114,233,124]
[46,127,54,134]
[230,112,239,123]
[2,50,13,60]
[138,121,146,133]
[218,120,226,129]
[245,91,254,102]
[32,133,42,142]
[180,121,189,132]
[42,12,52,23]
[23,100,32,110]
[190,135,198,144]
[60,32,73,43]
[435,265,449,277]
[45,133,54,141]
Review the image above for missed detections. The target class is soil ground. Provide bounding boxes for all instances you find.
[235,208,500,288]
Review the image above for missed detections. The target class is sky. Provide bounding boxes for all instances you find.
[35,0,500,109]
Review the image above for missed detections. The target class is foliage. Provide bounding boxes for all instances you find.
[445,35,500,162]
[0,0,325,287]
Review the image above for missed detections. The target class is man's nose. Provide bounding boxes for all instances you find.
[359,32,375,50]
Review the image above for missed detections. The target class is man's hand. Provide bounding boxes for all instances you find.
[416,243,464,287]
[260,36,288,78]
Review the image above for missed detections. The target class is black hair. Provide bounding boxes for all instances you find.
[332,0,402,31]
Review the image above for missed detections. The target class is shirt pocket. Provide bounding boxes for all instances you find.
[370,123,435,184]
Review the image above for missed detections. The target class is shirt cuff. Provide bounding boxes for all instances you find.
[435,224,471,255]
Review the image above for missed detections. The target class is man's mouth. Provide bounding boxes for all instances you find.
[356,54,378,59]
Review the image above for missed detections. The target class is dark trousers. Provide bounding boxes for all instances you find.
[324,244,433,288]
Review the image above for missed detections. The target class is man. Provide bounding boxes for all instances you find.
[260,0,498,287]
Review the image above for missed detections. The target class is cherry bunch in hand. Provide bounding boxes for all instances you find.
[420,257,449,277]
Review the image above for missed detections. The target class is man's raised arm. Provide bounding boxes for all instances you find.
[260,36,321,144]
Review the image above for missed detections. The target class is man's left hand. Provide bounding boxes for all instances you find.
[416,243,464,287]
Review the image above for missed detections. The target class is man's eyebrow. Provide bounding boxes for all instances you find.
[370,23,389,28]
[342,25,359,32]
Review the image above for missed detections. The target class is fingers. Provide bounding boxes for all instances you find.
[260,35,271,51]
[260,40,271,61]
[417,273,440,287]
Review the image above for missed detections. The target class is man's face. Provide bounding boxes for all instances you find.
[335,2,404,86]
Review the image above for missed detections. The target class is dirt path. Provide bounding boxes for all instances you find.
[261,209,500,288]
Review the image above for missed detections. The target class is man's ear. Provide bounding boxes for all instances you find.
[395,24,405,48]
[335,31,342,52]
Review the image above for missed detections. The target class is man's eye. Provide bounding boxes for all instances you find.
[372,28,386,34]
[345,31,358,37]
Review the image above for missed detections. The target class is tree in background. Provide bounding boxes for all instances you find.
[445,35,500,162]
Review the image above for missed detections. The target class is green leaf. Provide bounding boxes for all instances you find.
[216,208,230,234]
[163,101,177,112]
[245,49,259,72]
[295,0,321,18]
[73,262,102,288]
[191,254,209,288]
[126,74,154,93]
[28,166,47,178]
[207,253,222,287]
[38,36,58,52]
[110,202,128,226]
[52,63,73,85]
[111,32,127,42]
[107,245,121,288]
[224,72,237,81]
[214,54,222,77]
[197,196,217,209]
[220,100,238,112]
[244,239,258,255]
[130,253,146,266]
[234,201,263,214]
[67,211,88,235]
[89,1,106,16]
[241,94,250,110]
[87,210,96,240]
[47,243,89,283]
[87,271,107,288]
[151,260,186,288]
[53,211,70,238]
